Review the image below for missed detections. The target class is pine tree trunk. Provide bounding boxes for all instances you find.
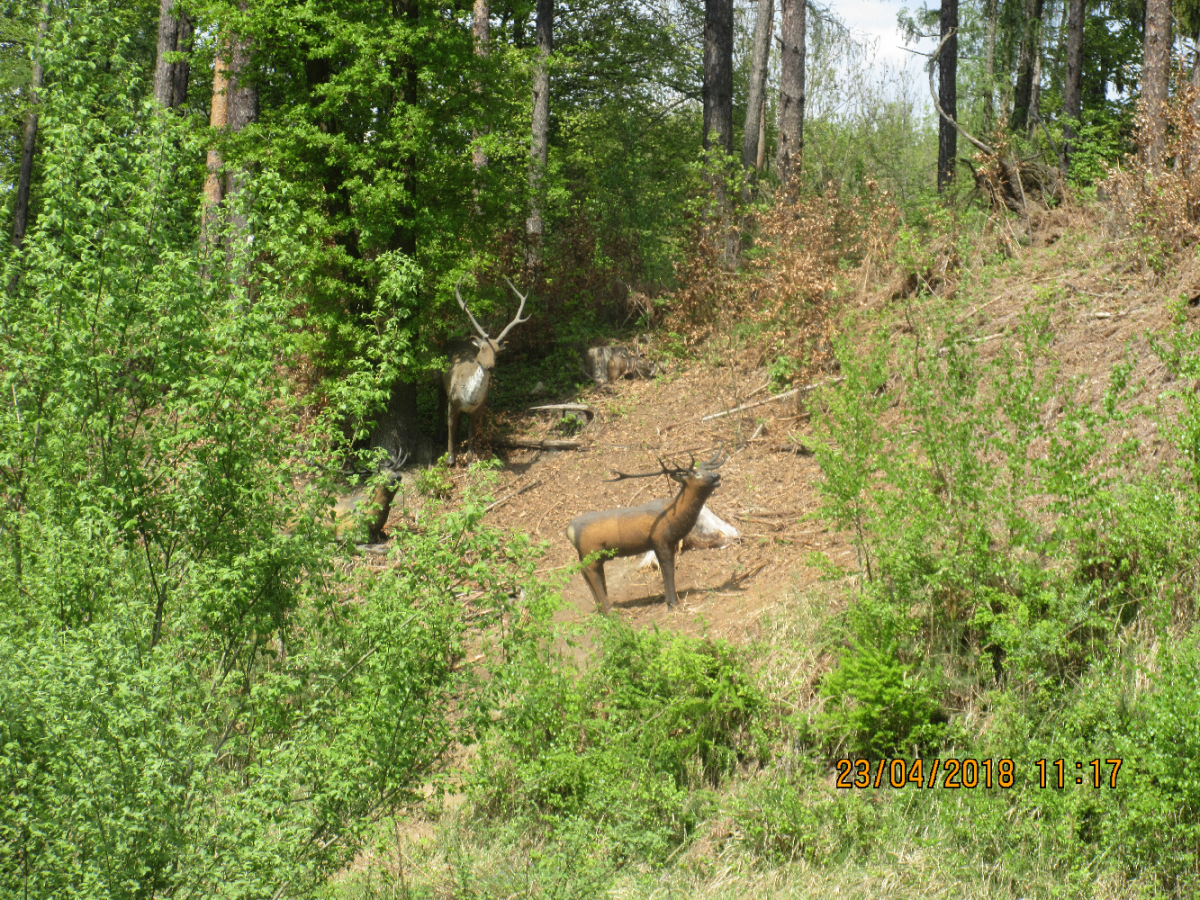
[1062,0,1083,169]
[201,52,229,250]
[1143,0,1171,167]
[775,0,806,190]
[742,0,773,170]
[153,0,191,109]
[937,0,958,193]
[527,0,552,268]
[1011,0,1045,132]
[12,0,49,251]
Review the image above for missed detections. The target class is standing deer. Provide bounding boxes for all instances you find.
[444,277,531,466]
[565,451,726,614]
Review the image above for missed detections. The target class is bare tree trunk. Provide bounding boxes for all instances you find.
[526,0,552,268]
[703,0,734,153]
[1011,0,1045,132]
[756,93,768,170]
[201,52,230,248]
[1143,0,1171,167]
[742,0,773,169]
[984,0,996,130]
[1029,38,1042,136]
[1062,0,1083,169]
[12,0,49,251]
[153,0,192,109]
[473,0,489,173]
[937,0,958,192]
[775,0,806,190]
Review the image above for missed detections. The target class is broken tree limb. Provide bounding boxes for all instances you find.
[702,378,844,421]
[493,437,583,450]
[484,478,543,513]
[528,403,596,419]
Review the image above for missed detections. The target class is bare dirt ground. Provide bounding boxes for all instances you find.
[374,206,1196,646]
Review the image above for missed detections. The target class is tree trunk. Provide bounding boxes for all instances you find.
[223,29,257,248]
[153,0,191,109]
[393,0,418,256]
[1010,0,1045,132]
[984,0,996,130]
[742,0,773,170]
[1143,0,1171,167]
[703,0,734,153]
[775,0,806,190]
[12,0,49,251]
[201,52,230,248]
[1062,0,1083,169]
[473,0,489,172]
[756,93,768,170]
[526,0,552,268]
[937,0,958,192]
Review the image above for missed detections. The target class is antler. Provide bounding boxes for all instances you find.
[605,454,696,482]
[496,277,533,343]
[698,447,727,470]
[455,277,491,342]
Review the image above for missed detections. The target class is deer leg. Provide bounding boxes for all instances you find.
[467,407,485,461]
[447,400,459,466]
[580,560,611,614]
[653,543,679,609]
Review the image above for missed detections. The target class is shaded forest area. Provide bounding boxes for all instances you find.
[5,0,1200,896]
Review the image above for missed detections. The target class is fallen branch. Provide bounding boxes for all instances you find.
[484,478,543,513]
[702,378,844,422]
[528,403,596,418]
[494,438,583,450]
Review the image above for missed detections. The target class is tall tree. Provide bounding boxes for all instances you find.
[201,21,256,253]
[703,0,733,153]
[937,0,958,192]
[1143,0,1171,166]
[742,0,773,170]
[473,0,489,173]
[527,0,552,265]
[1062,0,1084,169]
[775,0,805,188]
[1011,0,1045,132]
[153,0,191,109]
[12,0,50,251]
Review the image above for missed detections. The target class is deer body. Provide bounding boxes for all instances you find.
[566,454,724,613]
[444,278,530,465]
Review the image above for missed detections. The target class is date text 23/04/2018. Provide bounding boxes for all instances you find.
[834,758,1123,790]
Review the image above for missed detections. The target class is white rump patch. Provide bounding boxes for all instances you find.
[639,505,739,570]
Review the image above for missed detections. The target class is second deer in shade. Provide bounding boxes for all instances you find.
[565,451,726,614]
[444,277,531,465]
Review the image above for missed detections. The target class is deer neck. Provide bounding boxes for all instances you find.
[667,481,714,530]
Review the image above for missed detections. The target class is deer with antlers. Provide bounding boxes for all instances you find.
[444,277,531,466]
[565,450,727,614]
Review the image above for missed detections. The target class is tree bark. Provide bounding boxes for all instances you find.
[984,0,996,130]
[775,0,806,189]
[1010,0,1045,133]
[742,0,773,170]
[526,0,552,267]
[473,0,489,172]
[703,0,734,153]
[12,0,49,251]
[937,0,958,192]
[201,20,256,260]
[153,0,191,109]
[1062,0,1083,169]
[1142,0,1171,167]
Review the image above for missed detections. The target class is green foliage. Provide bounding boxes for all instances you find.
[819,597,949,758]
[469,620,767,867]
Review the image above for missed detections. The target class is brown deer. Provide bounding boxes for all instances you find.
[444,277,531,465]
[565,451,726,614]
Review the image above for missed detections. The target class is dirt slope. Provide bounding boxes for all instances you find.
[384,207,1195,643]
